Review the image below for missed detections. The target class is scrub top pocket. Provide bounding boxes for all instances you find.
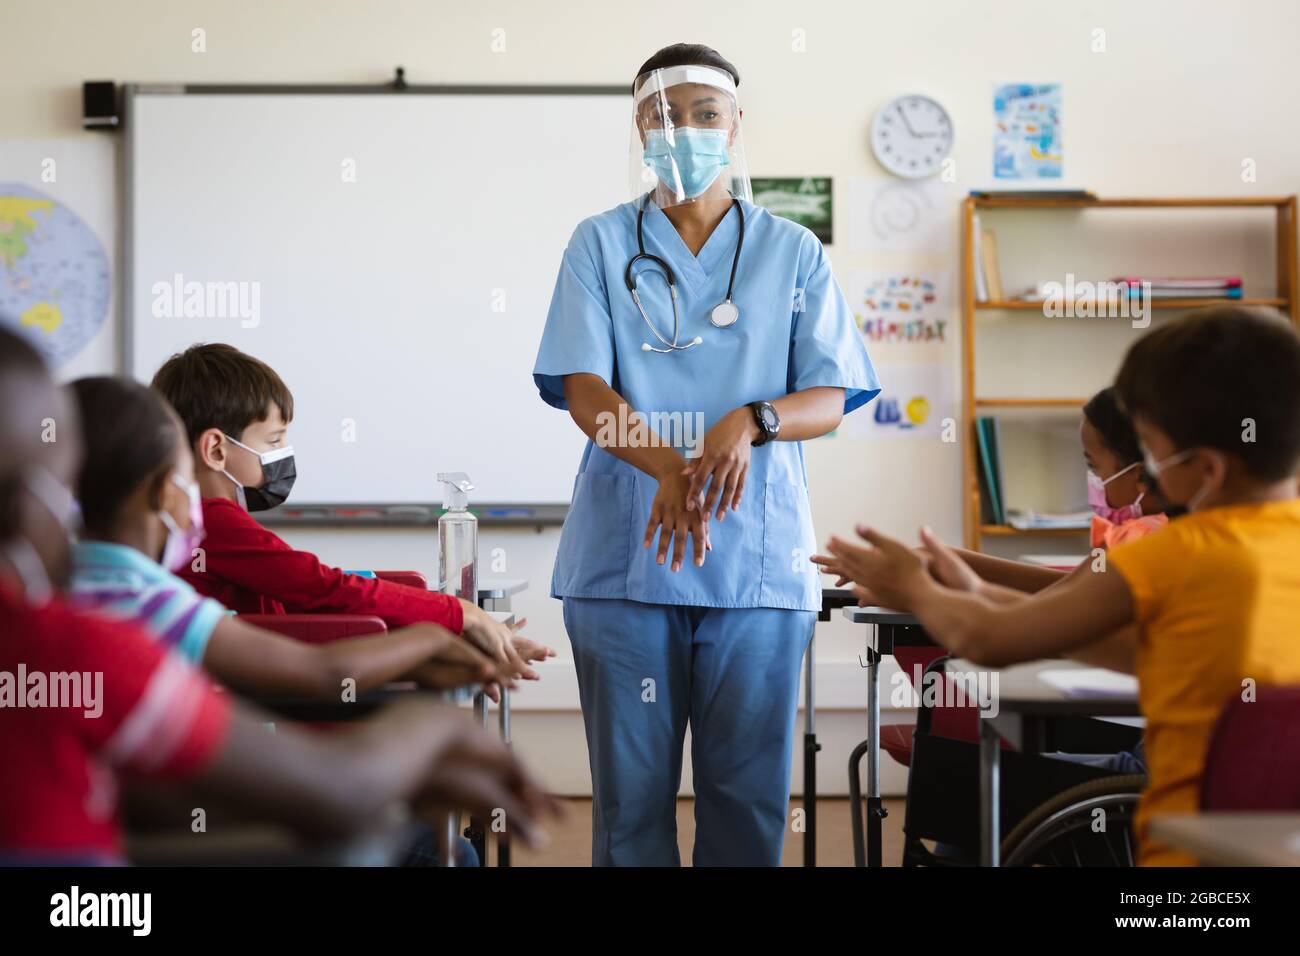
[760,481,821,609]
[551,472,634,599]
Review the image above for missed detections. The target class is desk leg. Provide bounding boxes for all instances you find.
[866,637,883,868]
[443,811,461,867]
[498,689,512,867]
[980,717,1000,867]
[464,691,488,865]
[802,634,818,868]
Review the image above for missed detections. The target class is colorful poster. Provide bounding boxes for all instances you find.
[837,270,956,441]
[853,272,950,349]
[993,83,1063,179]
[842,362,957,440]
[751,177,832,243]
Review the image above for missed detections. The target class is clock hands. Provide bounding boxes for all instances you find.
[897,103,941,139]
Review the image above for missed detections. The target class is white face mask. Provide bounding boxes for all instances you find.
[1143,447,1214,512]
[4,466,80,606]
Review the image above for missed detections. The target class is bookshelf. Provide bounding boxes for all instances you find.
[961,194,1299,550]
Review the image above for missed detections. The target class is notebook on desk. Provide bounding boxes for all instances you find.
[1039,668,1138,699]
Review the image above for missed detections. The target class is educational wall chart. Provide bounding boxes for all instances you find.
[0,139,116,378]
[846,177,960,254]
[751,177,832,243]
[840,269,957,440]
[993,83,1063,179]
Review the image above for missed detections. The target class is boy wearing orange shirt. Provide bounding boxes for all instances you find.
[817,306,1300,865]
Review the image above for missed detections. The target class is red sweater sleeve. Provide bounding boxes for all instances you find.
[186,499,465,632]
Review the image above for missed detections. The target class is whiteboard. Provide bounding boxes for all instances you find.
[126,87,629,505]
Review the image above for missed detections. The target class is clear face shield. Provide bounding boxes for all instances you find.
[630,64,752,211]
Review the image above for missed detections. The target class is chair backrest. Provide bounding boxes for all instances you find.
[373,570,430,590]
[239,613,387,644]
[1200,686,1300,810]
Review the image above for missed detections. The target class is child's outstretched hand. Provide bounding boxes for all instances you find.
[824,524,930,611]
[508,620,557,669]
[918,526,982,594]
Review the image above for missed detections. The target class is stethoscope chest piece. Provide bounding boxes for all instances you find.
[629,194,745,352]
[710,300,740,328]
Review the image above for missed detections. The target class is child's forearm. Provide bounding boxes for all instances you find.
[1064,626,1138,674]
[906,566,1135,668]
[315,627,448,696]
[951,547,1066,593]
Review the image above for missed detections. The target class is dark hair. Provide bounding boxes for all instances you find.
[68,377,182,534]
[632,43,739,93]
[150,343,293,446]
[0,325,48,381]
[1083,386,1142,465]
[0,326,53,541]
[1115,306,1300,481]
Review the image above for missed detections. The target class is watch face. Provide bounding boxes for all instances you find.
[870,94,954,179]
[760,405,778,430]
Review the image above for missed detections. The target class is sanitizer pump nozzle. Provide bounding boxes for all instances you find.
[437,472,477,604]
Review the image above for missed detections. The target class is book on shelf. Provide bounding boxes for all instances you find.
[1114,276,1244,299]
[974,417,1005,525]
[972,214,989,302]
[980,229,1005,301]
[1005,509,1092,531]
[1009,276,1245,304]
[1135,287,1243,300]
[1114,276,1241,290]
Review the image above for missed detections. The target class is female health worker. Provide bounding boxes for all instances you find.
[533,43,880,866]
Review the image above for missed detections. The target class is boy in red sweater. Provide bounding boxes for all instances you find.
[151,343,551,680]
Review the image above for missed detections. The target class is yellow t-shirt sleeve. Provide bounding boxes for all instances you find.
[1107,523,1183,625]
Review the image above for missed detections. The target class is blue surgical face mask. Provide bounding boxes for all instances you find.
[643,127,731,200]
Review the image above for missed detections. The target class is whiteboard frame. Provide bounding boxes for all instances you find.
[120,81,627,524]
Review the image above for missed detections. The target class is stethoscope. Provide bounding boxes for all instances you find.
[624,193,744,353]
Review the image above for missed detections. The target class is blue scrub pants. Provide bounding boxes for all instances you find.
[563,597,815,866]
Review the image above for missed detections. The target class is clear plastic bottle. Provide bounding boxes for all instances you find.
[437,472,478,604]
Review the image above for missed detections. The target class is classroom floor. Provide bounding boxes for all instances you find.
[506,797,907,867]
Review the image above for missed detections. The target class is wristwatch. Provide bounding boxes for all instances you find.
[748,401,781,447]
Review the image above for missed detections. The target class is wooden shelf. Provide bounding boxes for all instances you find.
[960,193,1299,550]
[979,524,1089,537]
[975,397,1086,408]
[972,196,1294,209]
[976,297,1288,311]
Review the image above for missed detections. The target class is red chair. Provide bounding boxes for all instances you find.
[1200,686,1300,810]
[372,570,429,590]
[881,646,983,767]
[239,613,387,643]
[236,570,431,643]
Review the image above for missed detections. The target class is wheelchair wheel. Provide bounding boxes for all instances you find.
[1000,774,1146,867]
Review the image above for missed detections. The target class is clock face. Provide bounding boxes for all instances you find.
[870,95,954,179]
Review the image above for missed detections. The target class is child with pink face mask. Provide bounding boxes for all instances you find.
[1081,386,1172,550]
[867,387,1174,602]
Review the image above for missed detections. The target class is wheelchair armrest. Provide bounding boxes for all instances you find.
[238,613,387,644]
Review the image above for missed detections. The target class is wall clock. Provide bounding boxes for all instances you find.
[870,94,954,179]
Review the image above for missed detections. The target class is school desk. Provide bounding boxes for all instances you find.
[1150,813,1300,867]
[942,657,1142,866]
[841,605,936,866]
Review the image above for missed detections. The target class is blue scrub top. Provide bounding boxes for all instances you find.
[534,198,880,611]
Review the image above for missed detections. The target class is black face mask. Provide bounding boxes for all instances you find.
[224,435,297,512]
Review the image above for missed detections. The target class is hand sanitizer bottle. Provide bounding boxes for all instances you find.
[437,472,477,604]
